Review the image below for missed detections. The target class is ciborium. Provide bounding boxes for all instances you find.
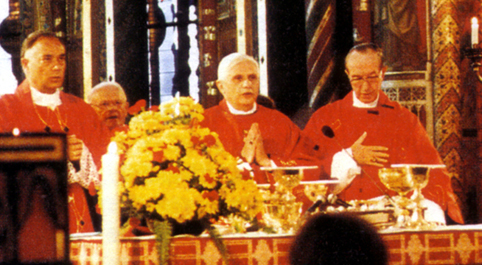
[391,164,445,229]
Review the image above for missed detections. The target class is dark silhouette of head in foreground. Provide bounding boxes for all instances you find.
[290,213,388,265]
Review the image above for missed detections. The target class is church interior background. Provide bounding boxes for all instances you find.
[0,0,482,224]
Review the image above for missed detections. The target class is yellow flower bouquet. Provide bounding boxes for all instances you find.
[112,97,262,264]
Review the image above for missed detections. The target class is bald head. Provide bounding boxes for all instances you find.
[88,82,128,130]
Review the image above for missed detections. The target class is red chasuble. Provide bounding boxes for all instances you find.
[0,80,110,233]
[303,91,464,224]
[201,99,322,184]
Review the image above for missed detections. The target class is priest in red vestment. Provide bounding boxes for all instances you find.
[0,31,110,234]
[303,43,463,224]
[201,53,323,184]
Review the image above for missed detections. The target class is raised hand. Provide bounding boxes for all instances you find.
[350,132,389,167]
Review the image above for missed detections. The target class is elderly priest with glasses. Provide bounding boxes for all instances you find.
[302,43,463,224]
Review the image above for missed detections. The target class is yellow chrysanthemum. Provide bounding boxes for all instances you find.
[220,178,263,219]
[114,96,262,226]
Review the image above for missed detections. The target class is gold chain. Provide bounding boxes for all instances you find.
[32,104,69,133]
[68,195,86,233]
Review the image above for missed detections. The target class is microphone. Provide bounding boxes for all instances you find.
[306,199,324,213]
[321,126,335,138]
[305,194,351,214]
[321,125,394,203]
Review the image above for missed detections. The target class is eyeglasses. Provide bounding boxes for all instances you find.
[92,100,125,109]
[349,73,381,86]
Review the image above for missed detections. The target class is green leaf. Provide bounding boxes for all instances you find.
[208,225,229,264]
[151,219,173,265]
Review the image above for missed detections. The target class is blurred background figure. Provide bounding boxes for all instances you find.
[87,81,129,132]
[290,213,388,265]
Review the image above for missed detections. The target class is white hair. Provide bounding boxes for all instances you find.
[217,53,259,81]
[87,81,126,103]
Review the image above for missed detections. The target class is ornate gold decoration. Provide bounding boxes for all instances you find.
[441,148,462,181]
[435,104,462,151]
[433,16,459,50]
[203,53,213,67]
[202,9,215,16]
[407,235,424,264]
[358,0,368,11]
[474,232,482,263]
[203,26,216,41]
[431,0,462,193]
[434,60,461,103]
[253,240,272,265]
[456,233,475,264]
[201,241,222,265]
[206,81,217,96]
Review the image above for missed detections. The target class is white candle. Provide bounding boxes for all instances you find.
[175,91,180,116]
[102,142,120,265]
[472,17,479,47]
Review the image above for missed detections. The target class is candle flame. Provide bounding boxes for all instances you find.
[472,17,478,25]
[108,141,118,154]
[12,128,20,136]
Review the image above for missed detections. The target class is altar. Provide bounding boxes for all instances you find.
[70,224,482,265]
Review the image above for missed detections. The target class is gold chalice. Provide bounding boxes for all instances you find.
[257,184,283,232]
[260,166,318,203]
[262,202,303,234]
[258,184,303,234]
[257,184,277,203]
[379,167,415,228]
[392,164,445,229]
[260,166,318,233]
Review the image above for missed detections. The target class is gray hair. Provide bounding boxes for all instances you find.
[21,31,64,58]
[87,81,126,103]
[345,43,384,71]
[217,53,259,81]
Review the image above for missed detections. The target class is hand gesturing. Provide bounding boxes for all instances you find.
[350,132,389,167]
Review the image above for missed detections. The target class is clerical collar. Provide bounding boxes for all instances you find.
[31,86,62,110]
[226,102,257,115]
[352,92,379,108]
